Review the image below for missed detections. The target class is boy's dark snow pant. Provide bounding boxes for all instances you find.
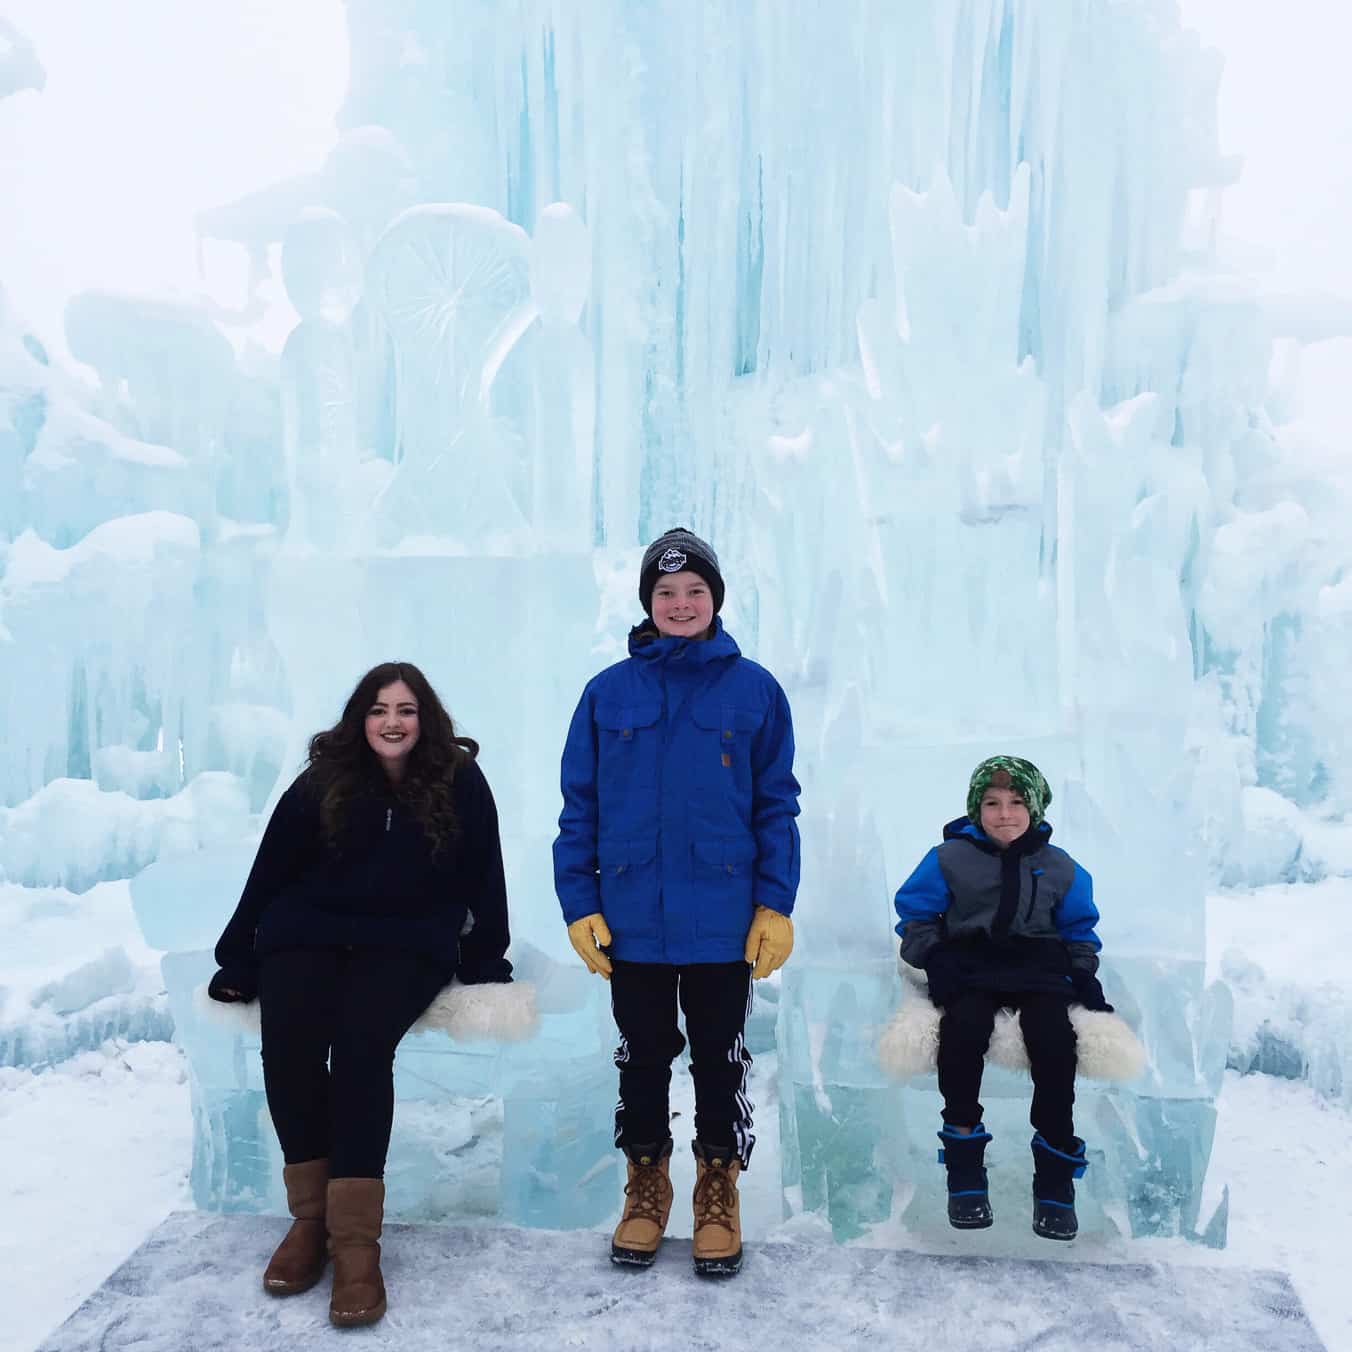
[937,989,1078,1148]
[259,946,448,1179]
[610,958,755,1167]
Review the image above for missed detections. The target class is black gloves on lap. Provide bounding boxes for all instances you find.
[1071,970,1114,1013]
[923,946,967,1008]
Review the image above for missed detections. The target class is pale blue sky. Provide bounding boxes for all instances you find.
[2,2,1347,362]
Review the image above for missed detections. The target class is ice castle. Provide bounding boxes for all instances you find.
[6,0,1351,1250]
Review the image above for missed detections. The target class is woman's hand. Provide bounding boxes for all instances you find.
[208,967,258,1003]
[566,913,613,979]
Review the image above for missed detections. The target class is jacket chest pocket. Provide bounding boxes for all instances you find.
[594,701,663,790]
[690,700,763,781]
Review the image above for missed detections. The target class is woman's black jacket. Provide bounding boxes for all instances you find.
[208,758,512,1000]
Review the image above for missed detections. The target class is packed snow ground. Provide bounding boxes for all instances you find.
[2,1041,191,1352]
[7,1048,1350,1351]
[4,876,1351,1349]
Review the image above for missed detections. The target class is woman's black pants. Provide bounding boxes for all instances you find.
[937,989,1078,1148]
[258,946,447,1179]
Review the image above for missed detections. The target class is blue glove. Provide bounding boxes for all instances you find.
[923,947,966,1008]
[1071,970,1114,1012]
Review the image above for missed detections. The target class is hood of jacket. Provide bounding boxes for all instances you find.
[941,815,1054,856]
[627,614,741,666]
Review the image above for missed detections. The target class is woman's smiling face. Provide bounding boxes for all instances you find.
[364,679,420,779]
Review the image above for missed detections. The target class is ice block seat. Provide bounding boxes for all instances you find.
[131,848,620,1230]
[877,963,1146,1082]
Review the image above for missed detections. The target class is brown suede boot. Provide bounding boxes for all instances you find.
[691,1142,743,1276]
[610,1140,675,1267]
[262,1158,329,1296]
[326,1178,387,1327]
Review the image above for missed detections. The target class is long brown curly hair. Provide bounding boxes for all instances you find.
[305,661,478,854]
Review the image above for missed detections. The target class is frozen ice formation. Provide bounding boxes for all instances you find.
[5,0,1352,1246]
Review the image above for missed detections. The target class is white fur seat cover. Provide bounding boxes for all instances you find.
[193,978,540,1044]
[877,965,1146,1082]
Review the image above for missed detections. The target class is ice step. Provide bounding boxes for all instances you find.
[39,1210,1324,1351]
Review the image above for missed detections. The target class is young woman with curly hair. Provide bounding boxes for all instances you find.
[208,661,512,1326]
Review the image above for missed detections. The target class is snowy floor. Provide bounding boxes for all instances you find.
[6,1043,1348,1352]
[1,1041,191,1352]
[36,1210,1321,1352]
[5,877,1351,1349]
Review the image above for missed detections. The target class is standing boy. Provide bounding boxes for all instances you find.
[554,527,801,1274]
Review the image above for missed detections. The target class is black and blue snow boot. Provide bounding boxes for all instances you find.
[937,1124,994,1229]
[1031,1133,1087,1240]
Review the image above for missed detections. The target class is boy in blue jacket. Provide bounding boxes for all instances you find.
[554,527,801,1275]
[893,755,1110,1240]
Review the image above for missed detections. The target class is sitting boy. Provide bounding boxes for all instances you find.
[893,755,1110,1239]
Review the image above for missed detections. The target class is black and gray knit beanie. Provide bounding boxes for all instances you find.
[638,527,725,616]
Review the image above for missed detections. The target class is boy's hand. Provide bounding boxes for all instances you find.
[567,913,614,979]
[1071,971,1114,1012]
[744,905,793,979]
[923,947,965,1008]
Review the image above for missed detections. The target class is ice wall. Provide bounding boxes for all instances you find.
[4,0,1352,1244]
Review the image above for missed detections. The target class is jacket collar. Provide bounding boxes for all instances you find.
[942,815,1052,856]
[627,615,740,666]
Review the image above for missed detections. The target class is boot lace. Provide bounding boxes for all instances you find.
[623,1163,669,1225]
[693,1166,737,1235]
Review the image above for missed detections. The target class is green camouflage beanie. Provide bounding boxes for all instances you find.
[966,755,1052,826]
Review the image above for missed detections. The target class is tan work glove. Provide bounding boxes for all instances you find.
[567,912,613,979]
[744,905,793,979]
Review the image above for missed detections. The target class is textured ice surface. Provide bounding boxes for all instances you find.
[1211,879,1352,1108]
[6,0,1352,1248]
[36,1211,1325,1352]
[0,881,170,1069]
[0,17,44,101]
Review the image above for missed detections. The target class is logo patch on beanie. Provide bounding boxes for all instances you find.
[658,548,688,572]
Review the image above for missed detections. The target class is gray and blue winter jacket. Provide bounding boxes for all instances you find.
[553,618,801,964]
[894,817,1101,977]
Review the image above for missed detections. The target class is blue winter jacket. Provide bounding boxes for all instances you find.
[553,618,801,964]
[894,817,1101,977]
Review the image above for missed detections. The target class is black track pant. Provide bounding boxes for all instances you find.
[937,989,1078,1148]
[259,947,447,1179]
[610,959,755,1167]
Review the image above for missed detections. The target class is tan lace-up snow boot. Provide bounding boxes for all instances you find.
[610,1140,675,1266]
[262,1158,329,1295]
[691,1141,742,1276]
[326,1178,387,1326]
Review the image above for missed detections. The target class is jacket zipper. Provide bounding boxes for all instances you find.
[385,807,392,833]
[1021,869,1041,927]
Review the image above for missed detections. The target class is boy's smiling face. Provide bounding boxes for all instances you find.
[979,785,1030,847]
[651,570,714,638]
